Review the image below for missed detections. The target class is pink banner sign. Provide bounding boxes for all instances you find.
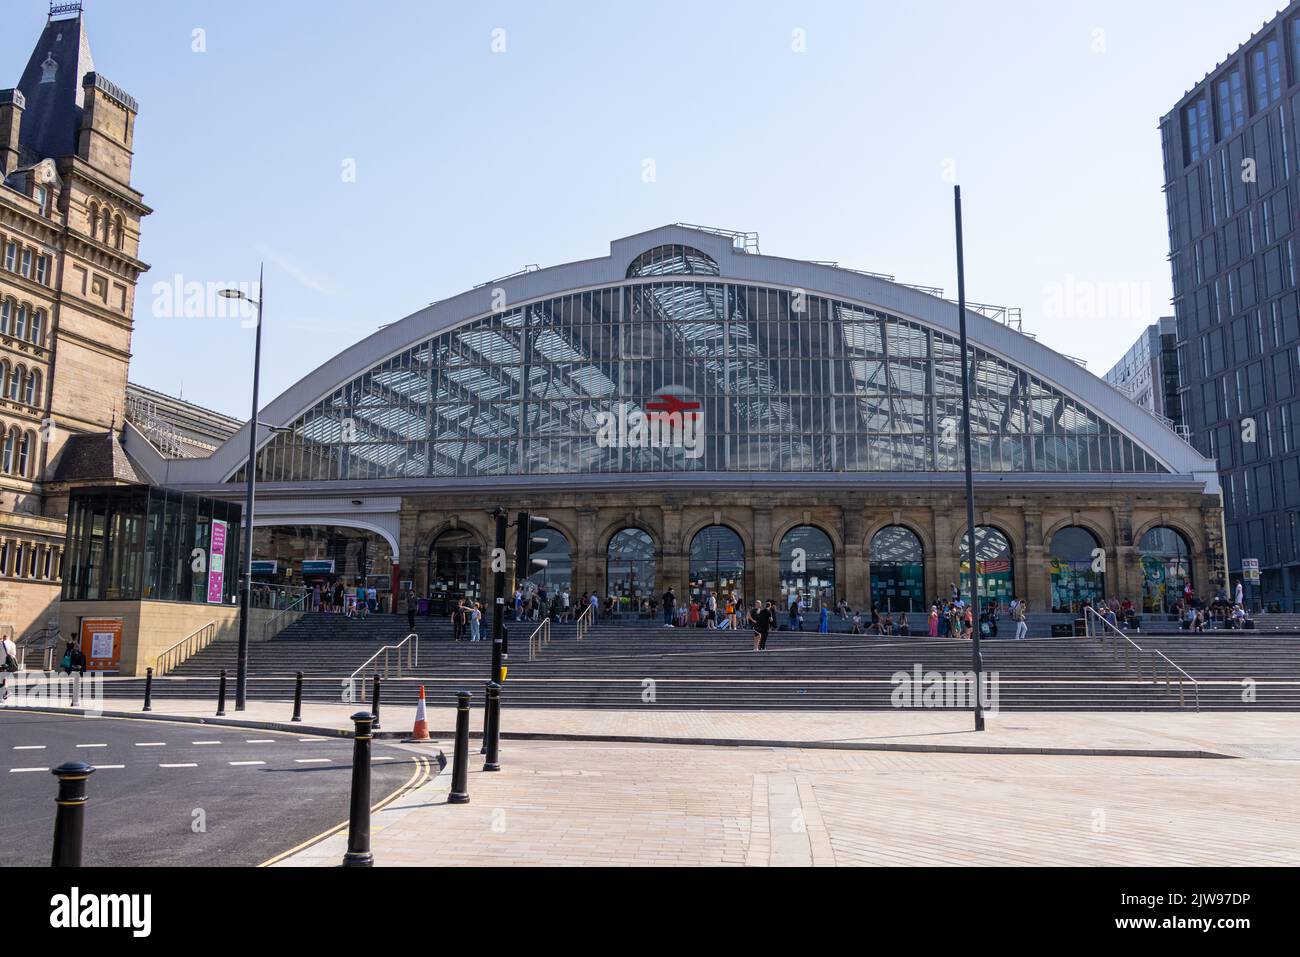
[207,519,228,604]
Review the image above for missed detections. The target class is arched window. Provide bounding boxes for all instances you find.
[689,525,744,604]
[17,431,32,477]
[88,203,99,238]
[2,427,16,473]
[30,310,45,346]
[0,361,8,396]
[8,366,23,401]
[0,298,11,335]
[606,528,656,614]
[870,525,926,613]
[626,244,720,278]
[14,304,26,341]
[426,529,481,607]
[779,525,836,610]
[102,210,112,245]
[1138,526,1193,613]
[23,369,40,406]
[114,215,126,250]
[1048,526,1105,612]
[523,528,572,599]
[958,527,1015,608]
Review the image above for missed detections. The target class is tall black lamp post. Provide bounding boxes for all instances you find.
[954,186,985,732]
[219,268,265,713]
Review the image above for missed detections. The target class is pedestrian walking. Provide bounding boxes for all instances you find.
[0,631,17,702]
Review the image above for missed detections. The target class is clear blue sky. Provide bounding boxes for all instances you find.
[1,0,1280,418]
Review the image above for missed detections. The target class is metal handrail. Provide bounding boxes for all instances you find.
[576,603,594,641]
[15,626,59,671]
[261,595,306,642]
[1084,607,1199,711]
[155,621,218,677]
[348,632,418,703]
[527,618,550,661]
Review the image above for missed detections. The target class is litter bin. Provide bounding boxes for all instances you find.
[1073,618,1087,637]
[1050,623,1073,638]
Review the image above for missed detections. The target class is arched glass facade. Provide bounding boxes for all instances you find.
[870,525,925,612]
[959,527,1015,607]
[606,528,655,612]
[1048,526,1105,612]
[778,525,835,609]
[689,525,744,603]
[235,280,1170,483]
[427,529,480,604]
[1138,526,1193,613]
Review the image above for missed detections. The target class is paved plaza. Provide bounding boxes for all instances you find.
[275,737,1300,867]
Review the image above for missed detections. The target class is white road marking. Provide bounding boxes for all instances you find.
[229,760,265,766]
[76,744,108,749]
[373,756,394,761]
[9,767,48,773]
[297,738,329,743]
[294,758,330,764]
[96,764,125,770]
[193,740,222,745]
[245,739,274,744]
[135,742,166,747]
[160,763,197,768]
[13,745,45,750]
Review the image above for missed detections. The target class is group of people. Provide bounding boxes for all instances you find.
[309,580,385,618]
[512,586,577,624]
[656,588,746,629]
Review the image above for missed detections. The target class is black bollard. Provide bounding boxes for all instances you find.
[291,671,304,723]
[371,675,382,731]
[342,711,375,867]
[484,681,501,772]
[448,691,471,804]
[480,688,490,755]
[216,669,227,717]
[51,762,95,867]
[142,667,153,712]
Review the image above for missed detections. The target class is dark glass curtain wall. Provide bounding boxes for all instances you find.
[62,486,242,604]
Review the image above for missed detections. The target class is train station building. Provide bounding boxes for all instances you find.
[121,225,1227,620]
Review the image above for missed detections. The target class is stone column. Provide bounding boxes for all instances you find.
[1022,508,1049,607]
[753,505,774,602]
[1111,505,1135,602]
[571,507,595,598]
[932,500,956,601]
[841,505,867,610]
[660,506,683,596]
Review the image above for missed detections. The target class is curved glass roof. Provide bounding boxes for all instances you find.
[234,278,1167,483]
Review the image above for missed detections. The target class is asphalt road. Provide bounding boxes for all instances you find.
[0,711,424,867]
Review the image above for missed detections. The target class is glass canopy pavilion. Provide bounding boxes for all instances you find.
[128,225,1226,616]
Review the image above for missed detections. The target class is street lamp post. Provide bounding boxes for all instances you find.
[219,267,264,712]
[953,186,985,732]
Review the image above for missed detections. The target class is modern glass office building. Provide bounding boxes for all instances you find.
[1160,0,1300,608]
[125,225,1224,616]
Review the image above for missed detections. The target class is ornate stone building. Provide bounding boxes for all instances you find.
[131,225,1228,619]
[0,3,150,643]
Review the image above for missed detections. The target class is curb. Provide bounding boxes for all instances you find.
[9,705,1235,759]
[10,705,355,740]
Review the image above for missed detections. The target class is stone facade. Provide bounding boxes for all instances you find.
[0,8,149,645]
[397,484,1226,611]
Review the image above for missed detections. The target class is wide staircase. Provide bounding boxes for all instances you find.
[88,612,1300,712]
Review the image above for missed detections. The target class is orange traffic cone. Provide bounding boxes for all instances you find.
[404,686,432,742]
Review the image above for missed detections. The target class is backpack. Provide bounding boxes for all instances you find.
[2,647,18,673]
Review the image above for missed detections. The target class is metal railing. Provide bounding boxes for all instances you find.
[575,603,594,641]
[250,582,309,610]
[526,618,550,661]
[155,621,219,677]
[16,626,59,671]
[1084,607,1199,711]
[260,595,306,642]
[349,633,419,703]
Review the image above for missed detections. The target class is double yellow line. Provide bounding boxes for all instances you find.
[260,752,437,867]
